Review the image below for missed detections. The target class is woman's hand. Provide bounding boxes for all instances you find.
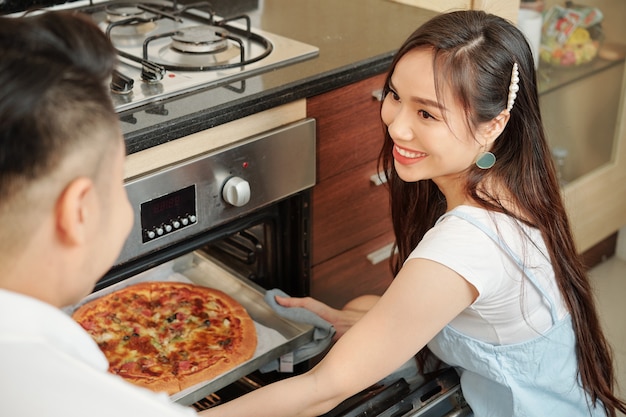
[275,294,380,340]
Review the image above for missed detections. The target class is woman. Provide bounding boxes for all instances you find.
[200,10,626,417]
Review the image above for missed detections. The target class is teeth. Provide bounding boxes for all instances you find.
[395,146,426,159]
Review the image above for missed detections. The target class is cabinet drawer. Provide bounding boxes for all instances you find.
[311,231,396,309]
[312,160,392,265]
[307,73,387,183]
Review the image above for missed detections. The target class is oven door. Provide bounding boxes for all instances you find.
[316,367,471,417]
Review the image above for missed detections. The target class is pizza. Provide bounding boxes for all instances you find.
[72,281,257,394]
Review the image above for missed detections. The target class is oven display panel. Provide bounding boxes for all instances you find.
[140,185,197,243]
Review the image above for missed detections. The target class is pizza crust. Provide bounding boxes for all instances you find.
[132,375,180,394]
[73,281,257,395]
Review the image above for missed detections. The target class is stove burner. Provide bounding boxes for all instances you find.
[106,4,146,22]
[171,26,230,54]
[104,3,157,39]
[158,39,240,69]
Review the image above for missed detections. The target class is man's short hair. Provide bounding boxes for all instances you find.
[0,11,120,203]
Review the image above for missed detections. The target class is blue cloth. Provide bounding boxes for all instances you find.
[427,210,606,416]
[260,289,335,373]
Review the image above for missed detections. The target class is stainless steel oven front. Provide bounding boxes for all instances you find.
[104,118,315,289]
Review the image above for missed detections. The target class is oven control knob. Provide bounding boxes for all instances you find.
[222,177,251,207]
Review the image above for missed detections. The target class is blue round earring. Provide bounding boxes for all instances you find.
[475,151,496,169]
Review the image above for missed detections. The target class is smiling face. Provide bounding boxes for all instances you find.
[381,48,485,193]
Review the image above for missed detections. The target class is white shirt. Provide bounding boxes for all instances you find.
[0,289,197,417]
[408,205,568,345]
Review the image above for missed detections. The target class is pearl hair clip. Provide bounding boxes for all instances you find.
[506,62,519,112]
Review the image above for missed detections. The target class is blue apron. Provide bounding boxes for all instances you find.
[427,210,606,417]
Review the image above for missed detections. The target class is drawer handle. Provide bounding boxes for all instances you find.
[370,172,387,186]
[366,242,397,265]
[372,89,384,102]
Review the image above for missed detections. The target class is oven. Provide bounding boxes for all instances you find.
[4,1,470,415]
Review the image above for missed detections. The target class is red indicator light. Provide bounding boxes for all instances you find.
[242,161,249,168]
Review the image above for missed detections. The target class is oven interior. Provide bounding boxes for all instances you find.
[99,186,311,297]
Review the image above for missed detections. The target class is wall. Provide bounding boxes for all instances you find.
[386,0,520,22]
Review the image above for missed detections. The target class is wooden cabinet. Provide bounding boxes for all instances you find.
[312,231,395,310]
[307,74,394,309]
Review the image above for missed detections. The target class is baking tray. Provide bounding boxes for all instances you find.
[65,251,315,406]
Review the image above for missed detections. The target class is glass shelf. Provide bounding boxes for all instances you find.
[538,53,625,96]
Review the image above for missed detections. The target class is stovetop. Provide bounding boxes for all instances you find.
[6,0,318,113]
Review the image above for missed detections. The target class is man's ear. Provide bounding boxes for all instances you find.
[481,110,510,146]
[55,177,95,246]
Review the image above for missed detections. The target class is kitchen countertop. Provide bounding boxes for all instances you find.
[121,0,438,154]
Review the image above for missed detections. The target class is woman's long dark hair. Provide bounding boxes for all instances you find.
[378,10,626,416]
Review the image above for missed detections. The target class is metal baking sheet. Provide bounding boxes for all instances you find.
[65,251,315,406]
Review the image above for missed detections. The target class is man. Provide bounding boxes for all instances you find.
[0,11,198,416]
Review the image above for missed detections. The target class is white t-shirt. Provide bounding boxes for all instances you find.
[408,205,568,345]
[0,289,197,417]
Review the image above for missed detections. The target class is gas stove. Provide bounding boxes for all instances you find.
[7,0,318,113]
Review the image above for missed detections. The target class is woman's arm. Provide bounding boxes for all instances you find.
[199,257,477,417]
[275,294,381,340]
